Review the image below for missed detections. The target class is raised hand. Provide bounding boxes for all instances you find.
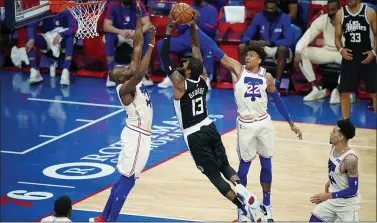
[149,25,156,46]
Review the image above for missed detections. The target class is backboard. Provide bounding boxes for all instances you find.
[5,0,53,29]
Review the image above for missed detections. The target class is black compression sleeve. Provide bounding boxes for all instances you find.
[160,35,175,76]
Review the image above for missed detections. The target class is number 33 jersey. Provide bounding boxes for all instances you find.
[234,66,268,119]
[174,76,209,131]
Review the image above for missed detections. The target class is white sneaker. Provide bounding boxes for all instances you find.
[60,69,70,86]
[238,208,250,222]
[29,68,43,84]
[261,205,274,222]
[157,77,173,88]
[303,86,326,102]
[206,78,212,90]
[106,75,116,87]
[50,62,57,77]
[329,88,340,104]
[142,76,154,86]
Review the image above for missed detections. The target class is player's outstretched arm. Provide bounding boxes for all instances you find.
[139,26,156,75]
[188,13,208,80]
[129,2,144,74]
[219,54,243,83]
[265,72,302,140]
[160,10,185,99]
[118,26,156,98]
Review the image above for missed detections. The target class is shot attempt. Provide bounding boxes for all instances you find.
[160,7,266,222]
[309,119,360,222]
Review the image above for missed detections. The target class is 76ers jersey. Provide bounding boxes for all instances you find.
[328,147,360,201]
[116,83,153,132]
[234,66,268,119]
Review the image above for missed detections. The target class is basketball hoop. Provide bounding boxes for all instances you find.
[49,0,106,39]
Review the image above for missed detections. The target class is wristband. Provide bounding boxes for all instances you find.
[372,50,376,57]
[148,44,154,48]
[339,47,344,53]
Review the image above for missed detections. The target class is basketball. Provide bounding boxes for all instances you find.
[171,3,195,24]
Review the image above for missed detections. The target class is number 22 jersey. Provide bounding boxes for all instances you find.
[234,66,268,120]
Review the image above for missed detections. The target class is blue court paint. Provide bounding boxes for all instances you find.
[1,71,375,221]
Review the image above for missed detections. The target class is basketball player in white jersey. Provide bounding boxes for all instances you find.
[89,4,156,222]
[218,45,303,221]
[41,196,72,222]
[309,119,359,222]
[161,10,265,222]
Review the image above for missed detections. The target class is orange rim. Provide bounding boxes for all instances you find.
[49,0,106,13]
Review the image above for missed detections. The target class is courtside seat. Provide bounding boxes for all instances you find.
[244,0,264,20]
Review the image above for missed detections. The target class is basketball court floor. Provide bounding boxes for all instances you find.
[1,70,376,221]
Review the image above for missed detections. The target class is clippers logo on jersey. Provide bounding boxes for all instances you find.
[140,85,152,107]
[244,77,263,102]
[328,159,337,185]
[344,20,367,34]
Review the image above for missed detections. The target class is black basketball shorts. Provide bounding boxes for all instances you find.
[186,123,230,175]
[339,57,377,93]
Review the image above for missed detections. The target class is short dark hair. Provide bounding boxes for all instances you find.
[187,57,204,80]
[54,196,72,217]
[247,45,267,63]
[327,0,341,8]
[264,0,278,6]
[337,119,356,140]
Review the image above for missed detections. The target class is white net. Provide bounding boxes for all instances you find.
[66,0,106,39]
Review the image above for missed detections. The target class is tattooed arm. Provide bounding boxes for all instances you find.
[331,154,359,199]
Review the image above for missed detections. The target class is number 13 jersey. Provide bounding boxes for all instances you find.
[234,66,268,120]
[174,76,209,131]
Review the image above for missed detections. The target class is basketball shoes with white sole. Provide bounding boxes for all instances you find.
[157,77,173,88]
[60,69,70,85]
[106,75,116,87]
[303,86,326,102]
[29,68,43,84]
[260,204,274,222]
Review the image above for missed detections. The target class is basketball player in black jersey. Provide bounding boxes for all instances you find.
[335,0,377,120]
[160,10,264,222]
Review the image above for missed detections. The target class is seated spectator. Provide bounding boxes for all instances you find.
[156,0,218,89]
[25,10,77,85]
[41,195,72,222]
[238,0,293,86]
[278,0,298,23]
[104,0,152,87]
[294,0,343,103]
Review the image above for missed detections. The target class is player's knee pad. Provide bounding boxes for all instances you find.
[206,170,231,197]
[309,214,324,222]
[260,156,272,184]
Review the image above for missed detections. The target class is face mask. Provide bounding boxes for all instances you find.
[194,0,202,5]
[263,10,278,22]
[328,13,336,20]
[122,0,133,6]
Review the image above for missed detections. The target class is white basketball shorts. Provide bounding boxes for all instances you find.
[116,126,151,179]
[236,114,274,161]
[311,198,360,221]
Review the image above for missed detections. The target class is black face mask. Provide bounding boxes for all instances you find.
[328,13,336,20]
[263,10,278,22]
[194,0,202,5]
[121,0,133,6]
